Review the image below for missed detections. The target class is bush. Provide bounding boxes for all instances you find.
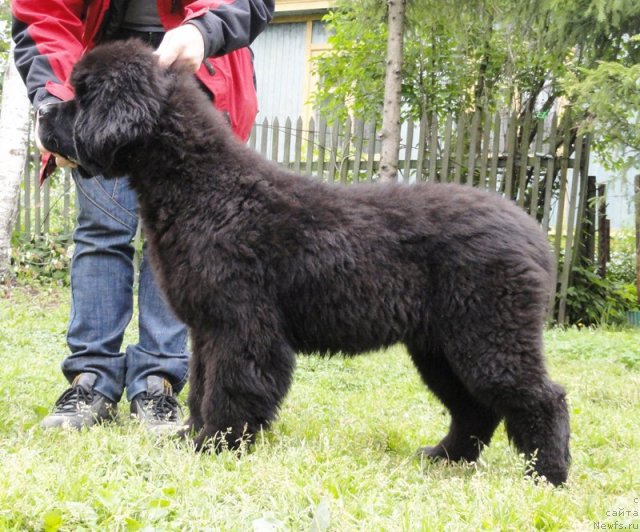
[10,233,72,286]
[562,262,637,326]
[607,230,636,285]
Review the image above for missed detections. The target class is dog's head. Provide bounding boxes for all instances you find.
[37,40,170,177]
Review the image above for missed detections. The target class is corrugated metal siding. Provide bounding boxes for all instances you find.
[251,23,308,121]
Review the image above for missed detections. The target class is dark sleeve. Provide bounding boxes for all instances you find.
[184,0,275,58]
[11,0,85,109]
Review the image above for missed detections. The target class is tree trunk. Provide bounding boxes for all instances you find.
[378,0,405,182]
[0,47,32,282]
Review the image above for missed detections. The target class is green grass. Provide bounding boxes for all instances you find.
[1,285,639,531]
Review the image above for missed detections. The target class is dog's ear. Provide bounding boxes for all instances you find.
[70,40,169,174]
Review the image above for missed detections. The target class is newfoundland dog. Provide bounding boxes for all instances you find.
[37,40,570,485]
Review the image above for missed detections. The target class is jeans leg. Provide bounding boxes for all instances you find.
[125,243,190,401]
[63,173,138,403]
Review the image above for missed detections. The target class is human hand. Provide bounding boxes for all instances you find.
[35,109,77,168]
[154,24,205,73]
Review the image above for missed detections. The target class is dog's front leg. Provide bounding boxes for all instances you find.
[179,330,208,438]
[190,325,296,453]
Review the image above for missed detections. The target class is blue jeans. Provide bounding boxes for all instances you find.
[61,172,189,402]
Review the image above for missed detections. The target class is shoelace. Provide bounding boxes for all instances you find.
[53,386,93,414]
[141,393,180,421]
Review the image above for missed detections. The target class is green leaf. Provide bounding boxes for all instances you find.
[42,509,63,532]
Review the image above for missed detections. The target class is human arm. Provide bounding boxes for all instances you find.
[155,0,274,71]
[11,0,86,110]
[12,1,86,172]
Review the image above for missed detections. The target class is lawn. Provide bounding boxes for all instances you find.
[1,284,639,531]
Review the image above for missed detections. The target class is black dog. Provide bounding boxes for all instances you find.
[38,40,570,485]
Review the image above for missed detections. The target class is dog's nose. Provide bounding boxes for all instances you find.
[37,104,54,120]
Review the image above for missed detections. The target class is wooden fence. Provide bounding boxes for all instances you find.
[15,110,602,323]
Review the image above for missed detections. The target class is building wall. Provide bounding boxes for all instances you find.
[252,7,331,122]
[253,23,308,121]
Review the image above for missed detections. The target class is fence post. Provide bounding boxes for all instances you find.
[294,116,303,173]
[305,116,315,176]
[488,111,501,192]
[597,183,609,278]
[428,112,439,182]
[580,175,597,264]
[516,110,532,207]
[503,111,517,198]
[353,118,365,184]
[441,114,453,182]
[452,113,466,184]
[528,117,545,217]
[415,112,427,182]
[283,117,292,169]
[541,113,558,232]
[557,127,584,325]
[259,117,268,157]
[339,116,352,184]
[635,175,640,303]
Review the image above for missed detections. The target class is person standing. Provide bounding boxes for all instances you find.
[11,0,274,431]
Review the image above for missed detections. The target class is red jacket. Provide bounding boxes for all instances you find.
[12,0,274,178]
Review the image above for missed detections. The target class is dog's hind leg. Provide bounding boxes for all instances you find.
[500,378,570,486]
[191,325,296,452]
[407,339,501,463]
[443,328,570,485]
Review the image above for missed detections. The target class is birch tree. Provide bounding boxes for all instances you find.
[378,0,405,182]
[0,47,31,281]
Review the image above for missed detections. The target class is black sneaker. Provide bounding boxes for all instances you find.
[40,373,117,429]
[130,375,182,433]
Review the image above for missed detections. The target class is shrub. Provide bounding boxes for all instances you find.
[10,233,72,286]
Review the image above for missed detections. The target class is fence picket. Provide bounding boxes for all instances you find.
[402,118,414,183]
[339,116,352,184]
[517,111,532,207]
[293,116,302,172]
[466,110,481,186]
[327,120,340,183]
[488,111,501,192]
[271,117,280,163]
[63,169,71,233]
[541,113,558,232]
[34,147,41,235]
[259,117,268,156]
[415,112,428,182]
[365,120,376,182]
[317,116,327,179]
[504,111,518,198]
[305,117,315,176]
[283,117,292,168]
[478,111,492,188]
[23,144,31,236]
[553,113,573,270]
[529,117,545,217]
[428,113,439,182]
[453,113,466,184]
[441,114,453,182]
[558,126,584,324]
[353,118,365,184]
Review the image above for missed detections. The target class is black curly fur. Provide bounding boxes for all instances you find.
[38,39,570,485]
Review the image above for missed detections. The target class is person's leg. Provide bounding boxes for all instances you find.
[124,245,189,401]
[42,172,138,429]
[62,172,139,403]
[125,239,189,432]
[125,243,189,400]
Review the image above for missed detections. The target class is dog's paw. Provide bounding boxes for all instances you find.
[178,417,202,437]
[191,425,255,454]
[417,445,454,462]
